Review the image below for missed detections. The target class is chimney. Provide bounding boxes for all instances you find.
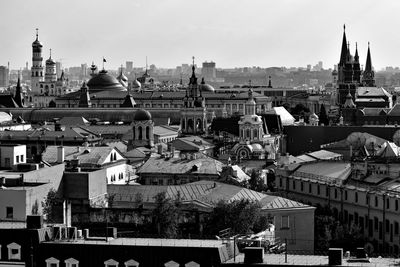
[57,146,65,164]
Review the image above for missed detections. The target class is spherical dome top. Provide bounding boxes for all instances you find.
[132,79,141,88]
[134,109,152,121]
[87,70,127,92]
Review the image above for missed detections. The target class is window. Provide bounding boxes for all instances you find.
[386,219,390,233]
[325,187,329,197]
[396,199,399,211]
[317,185,320,195]
[386,198,390,209]
[344,190,348,200]
[21,155,24,162]
[124,259,139,267]
[309,184,312,193]
[374,217,379,231]
[334,189,337,199]
[16,155,19,163]
[300,182,303,192]
[292,180,296,190]
[7,243,21,260]
[355,192,358,203]
[46,257,59,267]
[395,221,399,235]
[6,207,13,219]
[366,195,370,205]
[281,215,290,229]
[375,196,378,207]
[65,258,79,267]
[104,259,119,267]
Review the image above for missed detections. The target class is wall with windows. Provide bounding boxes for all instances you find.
[0,190,26,221]
[277,173,400,254]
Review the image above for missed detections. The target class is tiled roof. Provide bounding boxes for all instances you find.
[137,156,223,175]
[108,180,310,210]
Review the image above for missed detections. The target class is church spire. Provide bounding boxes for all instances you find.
[362,42,375,87]
[354,42,359,62]
[189,56,197,85]
[339,24,348,66]
[14,72,24,108]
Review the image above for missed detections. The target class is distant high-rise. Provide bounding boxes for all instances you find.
[126,61,133,73]
[0,66,9,87]
[81,63,88,79]
[56,61,62,77]
[202,61,216,80]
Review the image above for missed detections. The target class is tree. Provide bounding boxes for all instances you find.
[205,199,264,235]
[42,188,60,223]
[248,170,267,192]
[152,192,181,238]
[319,104,329,126]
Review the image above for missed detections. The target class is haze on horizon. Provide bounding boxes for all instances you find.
[0,0,398,70]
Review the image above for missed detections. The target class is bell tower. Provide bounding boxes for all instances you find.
[31,28,44,94]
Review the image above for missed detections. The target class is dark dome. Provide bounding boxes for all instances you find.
[32,39,43,47]
[46,57,56,65]
[199,78,215,92]
[87,70,127,92]
[134,109,152,121]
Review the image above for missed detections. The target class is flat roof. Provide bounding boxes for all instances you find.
[46,237,225,248]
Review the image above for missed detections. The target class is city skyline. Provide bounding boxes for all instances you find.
[0,0,399,70]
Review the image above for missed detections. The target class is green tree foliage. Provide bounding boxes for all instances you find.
[319,104,329,125]
[42,188,59,223]
[205,199,267,235]
[151,192,181,238]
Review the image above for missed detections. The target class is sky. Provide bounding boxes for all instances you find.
[1,0,400,70]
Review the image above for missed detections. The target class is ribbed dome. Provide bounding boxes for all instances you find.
[199,78,215,92]
[132,79,141,88]
[87,70,127,92]
[134,109,152,121]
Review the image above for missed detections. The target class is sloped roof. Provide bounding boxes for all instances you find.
[0,111,12,123]
[172,136,214,152]
[293,162,352,182]
[306,150,342,160]
[137,156,222,175]
[376,141,400,158]
[42,145,124,165]
[270,107,295,126]
[108,180,310,211]
[59,116,89,126]
[357,87,391,98]
[153,125,179,137]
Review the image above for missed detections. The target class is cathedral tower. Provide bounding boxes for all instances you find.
[45,49,57,83]
[362,42,375,87]
[31,28,44,94]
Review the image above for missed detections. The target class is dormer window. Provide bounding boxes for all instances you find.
[45,257,59,267]
[65,258,79,267]
[7,242,21,260]
[104,259,119,267]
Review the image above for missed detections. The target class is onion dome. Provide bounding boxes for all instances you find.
[90,63,97,72]
[32,29,43,48]
[199,77,215,93]
[117,68,128,88]
[46,56,56,65]
[132,79,141,89]
[87,69,127,92]
[134,109,152,121]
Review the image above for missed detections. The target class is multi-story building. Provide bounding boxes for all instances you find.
[0,65,9,87]
[276,148,400,254]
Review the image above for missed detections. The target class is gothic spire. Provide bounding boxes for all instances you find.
[14,73,24,108]
[365,42,372,73]
[354,42,359,63]
[339,24,347,66]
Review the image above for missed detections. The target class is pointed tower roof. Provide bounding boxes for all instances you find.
[354,42,359,63]
[343,91,356,108]
[365,42,373,72]
[339,24,347,66]
[189,56,198,85]
[14,75,24,108]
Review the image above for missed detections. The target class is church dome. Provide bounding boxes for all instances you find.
[132,79,141,89]
[87,69,127,92]
[134,109,152,121]
[199,78,215,92]
[46,57,56,65]
[32,39,43,47]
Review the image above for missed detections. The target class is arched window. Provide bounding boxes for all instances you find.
[132,126,136,139]
[138,126,143,140]
[246,129,251,138]
[146,126,150,139]
[253,129,258,139]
